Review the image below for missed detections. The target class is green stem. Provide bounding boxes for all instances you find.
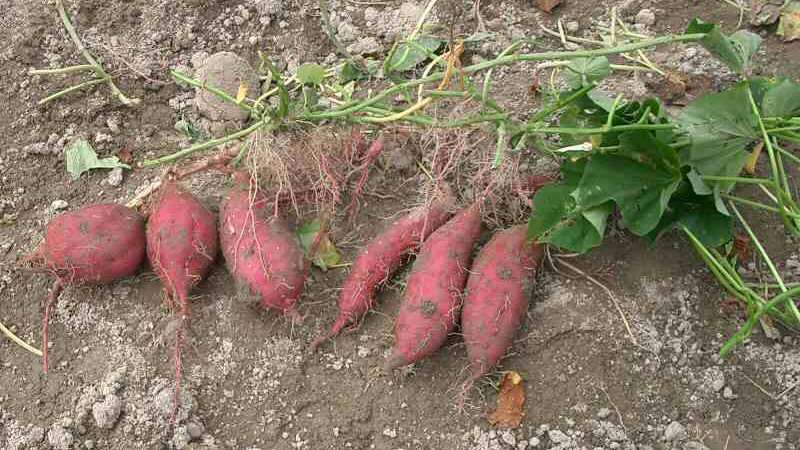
[526,123,674,135]
[54,0,137,105]
[142,121,264,167]
[700,175,775,186]
[747,86,792,230]
[38,78,105,104]
[721,193,800,217]
[30,64,94,75]
[305,33,706,121]
[171,70,256,116]
[720,285,800,357]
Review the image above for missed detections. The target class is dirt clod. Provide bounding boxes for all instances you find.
[194,52,260,121]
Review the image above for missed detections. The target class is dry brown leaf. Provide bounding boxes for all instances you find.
[778,1,800,42]
[536,0,563,13]
[488,371,525,428]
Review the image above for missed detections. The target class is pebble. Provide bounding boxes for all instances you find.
[565,21,580,33]
[106,167,124,187]
[664,421,687,442]
[501,430,516,446]
[84,440,95,450]
[50,199,68,210]
[528,436,541,447]
[597,408,612,419]
[383,428,397,438]
[723,386,736,399]
[635,9,656,26]
[683,441,710,450]
[548,429,569,444]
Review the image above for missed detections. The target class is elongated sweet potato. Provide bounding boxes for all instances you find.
[220,181,305,316]
[146,180,218,400]
[26,203,146,372]
[310,199,453,351]
[461,225,543,384]
[384,203,482,370]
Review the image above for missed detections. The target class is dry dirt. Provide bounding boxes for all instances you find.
[1,1,800,449]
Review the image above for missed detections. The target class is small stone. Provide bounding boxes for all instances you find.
[106,167,124,187]
[84,440,96,449]
[501,430,516,446]
[597,408,612,419]
[382,428,397,438]
[529,437,541,447]
[635,9,656,27]
[723,386,736,399]
[186,420,204,439]
[92,395,122,429]
[248,36,259,46]
[51,200,68,211]
[47,424,74,450]
[664,421,687,442]
[565,21,580,33]
[683,441,709,450]
[548,429,568,444]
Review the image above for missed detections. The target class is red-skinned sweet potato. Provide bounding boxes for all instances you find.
[146,180,218,401]
[26,203,146,372]
[310,199,453,351]
[384,203,482,370]
[219,178,305,317]
[460,225,543,384]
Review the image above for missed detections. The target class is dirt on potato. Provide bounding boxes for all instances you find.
[1,1,800,450]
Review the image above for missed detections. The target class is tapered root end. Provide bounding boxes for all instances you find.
[308,316,348,353]
[382,350,409,373]
[41,280,64,374]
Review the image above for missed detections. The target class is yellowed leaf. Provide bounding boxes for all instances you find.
[744,141,764,175]
[236,81,248,104]
[488,371,525,428]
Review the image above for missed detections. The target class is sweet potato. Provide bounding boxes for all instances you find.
[146,180,218,399]
[310,199,453,351]
[219,180,305,316]
[26,203,146,372]
[461,225,543,384]
[384,203,482,370]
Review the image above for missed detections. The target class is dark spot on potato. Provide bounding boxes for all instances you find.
[78,222,90,234]
[420,299,437,316]
[498,267,512,279]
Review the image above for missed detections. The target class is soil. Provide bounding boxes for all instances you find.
[2,1,800,450]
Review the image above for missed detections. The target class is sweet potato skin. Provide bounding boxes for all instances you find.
[310,200,453,350]
[385,204,482,369]
[146,181,218,302]
[460,225,543,378]
[219,185,305,313]
[42,203,146,283]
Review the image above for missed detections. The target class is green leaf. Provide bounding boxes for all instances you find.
[528,184,612,253]
[678,82,758,191]
[563,57,610,89]
[573,131,682,236]
[387,36,443,73]
[174,118,204,142]
[296,63,327,85]
[762,79,800,118]
[645,190,733,247]
[685,19,762,74]
[65,139,130,180]
[296,219,340,271]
